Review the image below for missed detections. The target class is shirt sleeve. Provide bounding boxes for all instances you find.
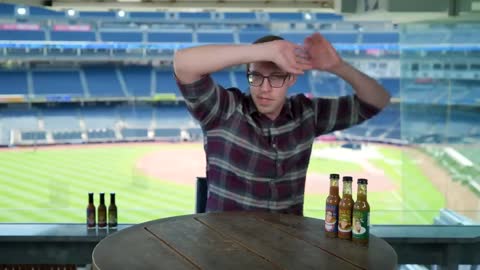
[175,73,238,130]
[311,95,381,136]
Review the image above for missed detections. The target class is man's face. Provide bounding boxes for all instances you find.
[248,62,296,120]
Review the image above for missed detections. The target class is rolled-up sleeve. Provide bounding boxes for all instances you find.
[176,74,237,130]
[312,95,381,136]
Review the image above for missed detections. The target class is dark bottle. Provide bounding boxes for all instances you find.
[98,192,107,229]
[325,173,340,238]
[86,192,96,229]
[108,192,118,229]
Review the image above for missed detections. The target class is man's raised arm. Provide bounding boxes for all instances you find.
[173,41,312,84]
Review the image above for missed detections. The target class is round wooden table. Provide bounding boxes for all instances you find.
[92,212,397,270]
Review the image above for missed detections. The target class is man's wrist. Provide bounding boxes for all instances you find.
[327,60,350,76]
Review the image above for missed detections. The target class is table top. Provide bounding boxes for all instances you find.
[92,212,397,270]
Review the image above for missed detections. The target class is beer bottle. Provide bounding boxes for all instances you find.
[86,192,96,229]
[98,192,107,229]
[338,176,354,240]
[352,178,370,245]
[325,173,340,238]
[108,192,118,229]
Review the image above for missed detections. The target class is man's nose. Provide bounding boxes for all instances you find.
[260,78,272,92]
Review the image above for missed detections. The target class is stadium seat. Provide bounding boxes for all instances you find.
[100,31,142,42]
[0,30,45,41]
[51,31,96,42]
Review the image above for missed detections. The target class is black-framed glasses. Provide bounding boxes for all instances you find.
[246,71,290,88]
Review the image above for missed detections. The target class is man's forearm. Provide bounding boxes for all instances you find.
[173,44,269,84]
[330,62,391,109]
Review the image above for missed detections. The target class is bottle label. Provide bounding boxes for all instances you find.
[324,204,338,233]
[86,209,95,227]
[352,210,369,239]
[338,208,352,233]
[98,211,106,227]
[109,210,117,226]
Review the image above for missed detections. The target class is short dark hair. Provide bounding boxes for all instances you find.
[246,35,284,72]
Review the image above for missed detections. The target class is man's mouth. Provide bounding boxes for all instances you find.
[257,96,273,105]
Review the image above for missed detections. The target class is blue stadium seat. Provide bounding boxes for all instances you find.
[121,128,149,139]
[313,77,342,96]
[50,31,96,41]
[188,127,203,141]
[280,32,309,44]
[52,131,82,141]
[21,131,46,141]
[118,105,153,128]
[211,72,232,89]
[289,74,311,95]
[449,31,480,43]
[148,32,193,43]
[121,66,152,96]
[129,12,166,19]
[322,33,358,43]
[379,78,400,97]
[82,107,117,129]
[369,128,389,137]
[342,126,369,137]
[154,128,181,139]
[87,129,116,141]
[155,71,180,96]
[154,106,193,126]
[0,71,28,95]
[29,6,64,17]
[79,11,116,18]
[315,13,343,21]
[178,12,211,20]
[0,110,38,130]
[385,129,401,139]
[268,12,303,21]
[223,12,256,20]
[32,71,84,96]
[238,31,271,43]
[100,32,142,42]
[0,3,14,15]
[43,109,80,130]
[84,67,124,97]
[234,71,249,92]
[0,30,45,41]
[362,32,399,43]
[402,32,447,44]
[197,32,234,43]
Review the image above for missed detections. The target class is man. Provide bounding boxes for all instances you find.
[174,33,390,215]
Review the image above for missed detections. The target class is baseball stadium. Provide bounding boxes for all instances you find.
[0,0,478,269]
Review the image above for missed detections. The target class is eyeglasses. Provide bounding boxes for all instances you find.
[246,71,290,88]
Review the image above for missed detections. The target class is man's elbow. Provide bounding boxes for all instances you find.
[173,50,186,78]
[379,91,391,109]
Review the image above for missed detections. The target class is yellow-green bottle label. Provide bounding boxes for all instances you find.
[338,209,352,233]
[352,210,369,239]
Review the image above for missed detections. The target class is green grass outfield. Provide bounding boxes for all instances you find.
[0,143,445,224]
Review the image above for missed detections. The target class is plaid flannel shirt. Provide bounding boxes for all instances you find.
[177,75,380,215]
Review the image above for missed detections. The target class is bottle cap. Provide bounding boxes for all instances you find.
[329,173,339,179]
[357,178,368,185]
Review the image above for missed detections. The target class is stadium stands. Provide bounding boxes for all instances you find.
[0,2,477,148]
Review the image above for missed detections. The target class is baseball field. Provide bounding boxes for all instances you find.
[0,141,466,225]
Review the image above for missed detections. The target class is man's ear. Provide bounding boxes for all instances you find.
[287,74,297,87]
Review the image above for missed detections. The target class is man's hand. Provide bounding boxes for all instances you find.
[303,33,345,73]
[266,40,313,75]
